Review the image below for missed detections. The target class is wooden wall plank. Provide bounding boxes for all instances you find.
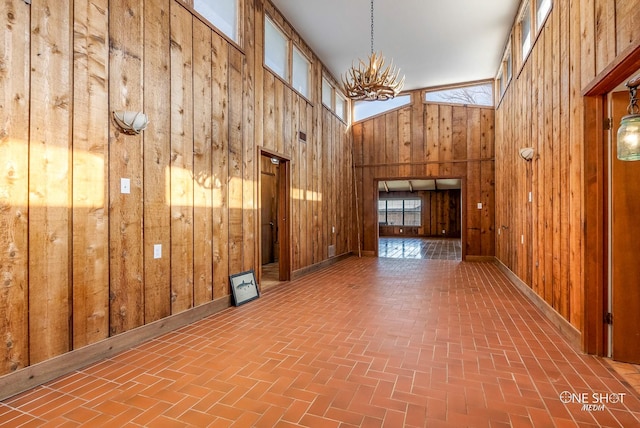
[108,0,145,337]
[438,105,453,176]
[425,104,439,176]
[143,0,172,322]
[0,0,30,374]
[243,0,257,274]
[170,2,195,314]
[28,0,72,363]
[72,0,110,348]
[211,33,229,299]
[228,47,244,276]
[193,18,214,306]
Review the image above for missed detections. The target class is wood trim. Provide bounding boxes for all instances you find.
[581,42,640,356]
[495,259,582,350]
[291,252,353,279]
[0,296,232,401]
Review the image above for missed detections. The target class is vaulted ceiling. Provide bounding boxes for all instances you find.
[270,0,521,92]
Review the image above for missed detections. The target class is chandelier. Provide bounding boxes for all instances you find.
[342,0,405,101]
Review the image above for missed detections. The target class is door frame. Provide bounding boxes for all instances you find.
[373,176,466,260]
[258,148,291,283]
[583,41,640,355]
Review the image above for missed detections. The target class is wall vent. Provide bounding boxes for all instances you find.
[298,131,307,142]
[328,245,335,257]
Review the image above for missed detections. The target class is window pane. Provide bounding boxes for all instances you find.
[322,78,333,108]
[521,5,532,59]
[506,54,512,80]
[536,0,552,30]
[292,47,310,98]
[425,83,493,107]
[354,94,411,122]
[378,200,387,224]
[386,200,403,225]
[403,200,421,226]
[264,17,288,80]
[335,93,348,122]
[194,0,238,42]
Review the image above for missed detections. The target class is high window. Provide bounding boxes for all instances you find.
[264,16,289,81]
[536,0,552,30]
[292,47,310,98]
[322,76,349,123]
[264,15,312,99]
[425,82,493,107]
[378,199,421,226]
[520,3,532,60]
[353,94,411,122]
[194,0,239,43]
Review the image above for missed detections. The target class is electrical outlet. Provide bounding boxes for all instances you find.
[332,226,335,234]
[442,229,446,234]
[477,202,483,209]
[120,178,130,194]
[399,228,403,233]
[153,244,162,259]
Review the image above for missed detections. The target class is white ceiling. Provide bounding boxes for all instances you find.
[270,0,521,92]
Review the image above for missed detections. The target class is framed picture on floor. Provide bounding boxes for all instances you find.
[229,270,260,306]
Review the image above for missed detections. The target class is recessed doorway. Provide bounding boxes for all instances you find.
[376,178,463,261]
[260,151,291,289]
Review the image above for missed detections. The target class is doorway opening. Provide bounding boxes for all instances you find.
[376,178,463,261]
[259,151,291,289]
[607,75,640,365]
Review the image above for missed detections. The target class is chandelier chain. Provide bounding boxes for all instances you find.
[370,0,374,55]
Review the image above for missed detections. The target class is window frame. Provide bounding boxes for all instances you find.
[322,74,350,123]
[424,81,494,107]
[378,199,422,227]
[292,45,311,99]
[192,0,242,46]
[264,14,313,101]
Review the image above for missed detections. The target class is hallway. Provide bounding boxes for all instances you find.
[1,257,639,427]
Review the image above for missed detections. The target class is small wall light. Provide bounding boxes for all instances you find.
[519,147,535,161]
[617,76,640,161]
[113,110,149,135]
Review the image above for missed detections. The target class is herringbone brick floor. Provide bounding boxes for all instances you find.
[1,257,639,427]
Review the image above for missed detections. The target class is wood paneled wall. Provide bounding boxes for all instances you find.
[494,0,640,335]
[353,97,495,257]
[0,0,352,377]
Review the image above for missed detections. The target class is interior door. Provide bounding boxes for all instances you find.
[610,90,640,363]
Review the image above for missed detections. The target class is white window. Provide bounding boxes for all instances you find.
[264,16,288,81]
[292,47,310,98]
[322,78,333,108]
[335,93,348,122]
[194,0,238,42]
[354,94,411,122]
[536,0,552,30]
[425,83,493,107]
[521,4,532,60]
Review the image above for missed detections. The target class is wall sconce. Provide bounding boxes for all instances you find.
[519,147,535,161]
[617,76,640,161]
[113,110,149,135]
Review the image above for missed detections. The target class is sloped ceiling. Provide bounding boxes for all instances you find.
[270,0,521,92]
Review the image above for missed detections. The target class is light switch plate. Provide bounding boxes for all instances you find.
[120,178,131,194]
[153,244,162,259]
[477,202,483,209]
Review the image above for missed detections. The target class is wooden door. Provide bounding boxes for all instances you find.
[611,90,640,363]
[261,170,277,265]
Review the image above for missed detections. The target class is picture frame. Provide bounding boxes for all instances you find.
[229,270,260,306]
